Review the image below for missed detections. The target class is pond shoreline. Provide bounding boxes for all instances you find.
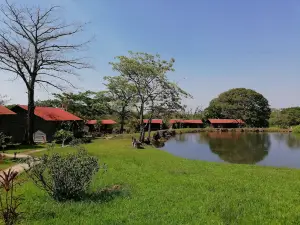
[171,127,292,134]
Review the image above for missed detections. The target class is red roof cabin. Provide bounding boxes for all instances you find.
[182,120,203,128]
[0,106,17,142]
[10,105,82,143]
[85,119,117,133]
[170,119,203,129]
[143,119,163,131]
[208,119,245,128]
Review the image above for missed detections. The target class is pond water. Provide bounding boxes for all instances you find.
[160,132,300,168]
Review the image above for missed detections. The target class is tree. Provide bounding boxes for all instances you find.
[204,88,271,127]
[36,91,112,120]
[145,81,190,138]
[54,129,73,147]
[104,76,136,133]
[110,51,190,141]
[0,94,9,105]
[269,107,300,128]
[269,109,290,128]
[0,2,91,144]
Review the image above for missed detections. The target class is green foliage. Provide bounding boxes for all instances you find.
[54,129,73,147]
[0,133,11,151]
[104,76,136,133]
[125,118,140,133]
[0,169,22,225]
[26,147,100,201]
[110,51,191,140]
[205,88,271,127]
[36,91,112,120]
[292,125,300,134]
[270,107,300,128]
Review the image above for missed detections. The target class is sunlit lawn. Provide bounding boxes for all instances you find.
[0,158,17,171]
[15,137,300,224]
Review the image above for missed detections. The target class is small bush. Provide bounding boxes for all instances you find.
[69,138,83,146]
[54,129,73,147]
[26,147,101,201]
[81,136,92,143]
[0,133,11,152]
[0,169,23,225]
[293,125,300,134]
[91,132,103,138]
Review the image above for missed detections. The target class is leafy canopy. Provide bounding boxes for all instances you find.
[270,107,300,128]
[36,91,112,120]
[109,51,191,140]
[205,88,271,127]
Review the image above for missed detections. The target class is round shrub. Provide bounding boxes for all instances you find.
[26,147,100,201]
[293,125,300,134]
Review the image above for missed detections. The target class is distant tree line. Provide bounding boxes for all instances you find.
[269,107,300,128]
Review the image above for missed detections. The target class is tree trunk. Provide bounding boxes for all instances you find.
[62,139,65,148]
[139,104,145,142]
[27,88,35,145]
[119,120,124,134]
[147,118,152,139]
[119,107,125,134]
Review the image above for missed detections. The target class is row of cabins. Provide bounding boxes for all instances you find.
[0,105,120,143]
[142,118,245,130]
[170,119,245,129]
[0,104,245,143]
[0,105,83,143]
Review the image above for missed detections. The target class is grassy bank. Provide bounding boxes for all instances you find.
[0,158,17,171]
[15,137,300,224]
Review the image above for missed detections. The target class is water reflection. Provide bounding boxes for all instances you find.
[175,134,187,142]
[273,133,300,149]
[199,132,270,164]
[161,132,300,168]
[285,135,300,149]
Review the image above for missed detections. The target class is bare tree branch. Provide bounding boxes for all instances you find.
[0,1,92,144]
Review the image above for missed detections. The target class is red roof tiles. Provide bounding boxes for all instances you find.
[17,105,82,121]
[208,119,245,124]
[0,105,16,115]
[86,120,97,125]
[143,119,163,124]
[101,120,117,125]
[86,120,117,125]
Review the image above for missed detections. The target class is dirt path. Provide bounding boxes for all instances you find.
[1,163,30,174]
[0,149,45,176]
[3,148,45,159]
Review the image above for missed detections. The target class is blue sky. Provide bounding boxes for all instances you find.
[1,0,300,109]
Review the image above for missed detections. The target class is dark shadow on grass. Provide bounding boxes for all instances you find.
[84,185,130,203]
[169,170,189,175]
[30,211,56,220]
[4,144,45,151]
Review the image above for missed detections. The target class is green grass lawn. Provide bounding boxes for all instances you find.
[15,137,300,224]
[0,158,17,171]
[3,144,46,154]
